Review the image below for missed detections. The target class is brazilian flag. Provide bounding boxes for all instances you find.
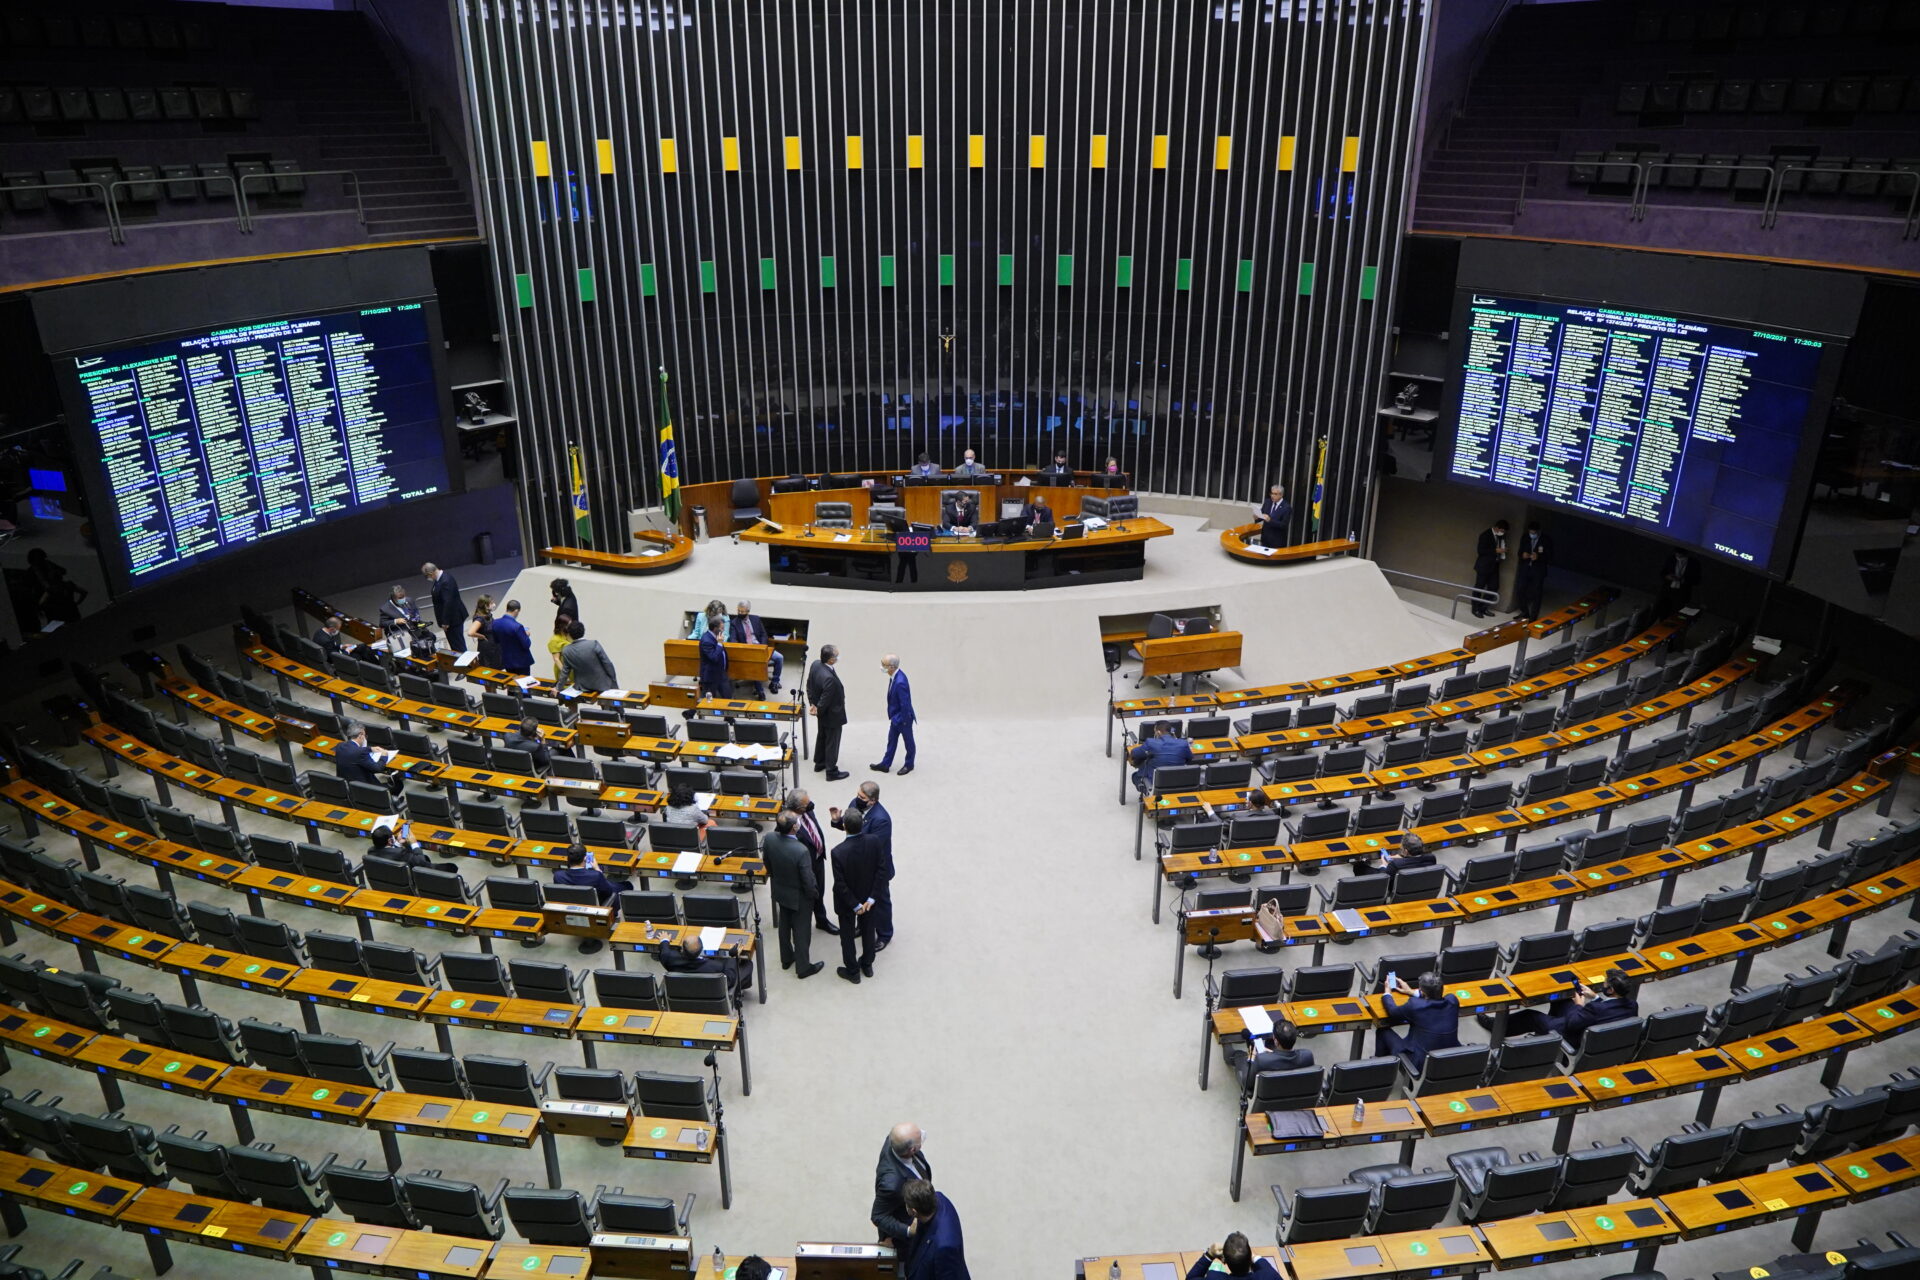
[569,444,591,544]
[658,367,681,522]
[1310,436,1327,535]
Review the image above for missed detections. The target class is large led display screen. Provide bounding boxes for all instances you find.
[1438,291,1844,575]
[66,302,453,588]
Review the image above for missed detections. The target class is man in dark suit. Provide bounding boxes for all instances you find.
[313,614,348,658]
[1539,968,1640,1046]
[503,717,552,771]
[1019,492,1054,537]
[1129,720,1194,794]
[762,813,823,978]
[422,562,468,652]
[901,1179,970,1280]
[660,934,749,998]
[1513,521,1550,620]
[334,723,388,787]
[492,600,535,676]
[1654,548,1700,617]
[1186,1233,1280,1280]
[831,809,883,982]
[728,600,783,696]
[1354,832,1436,888]
[1376,971,1462,1070]
[940,491,978,529]
[782,788,837,937]
[1040,450,1072,477]
[1254,485,1291,548]
[833,781,894,949]
[870,1122,930,1250]
[551,843,631,955]
[1470,520,1509,618]
[378,585,422,630]
[872,655,916,776]
[1247,1020,1315,1077]
[807,645,849,781]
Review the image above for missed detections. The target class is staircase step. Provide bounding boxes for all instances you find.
[356,178,463,197]
[361,197,472,215]
[333,162,459,181]
[1421,178,1519,195]
[1411,217,1516,233]
[1417,194,1516,212]
[367,215,481,236]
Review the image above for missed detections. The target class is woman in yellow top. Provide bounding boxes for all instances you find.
[549,612,574,680]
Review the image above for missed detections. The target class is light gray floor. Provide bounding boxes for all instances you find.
[1,571,1914,1280]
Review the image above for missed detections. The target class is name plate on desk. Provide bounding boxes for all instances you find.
[894,534,931,552]
[542,903,614,937]
[795,1242,897,1280]
[539,1099,631,1139]
[588,1234,691,1279]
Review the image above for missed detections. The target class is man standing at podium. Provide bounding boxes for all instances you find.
[807,645,849,781]
[872,654,916,776]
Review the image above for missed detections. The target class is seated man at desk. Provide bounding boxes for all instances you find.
[942,490,980,530]
[314,613,348,657]
[909,452,942,479]
[1040,450,1073,478]
[1243,1019,1314,1085]
[660,933,752,996]
[504,717,553,771]
[951,449,988,478]
[728,599,783,696]
[1350,831,1435,887]
[1376,970,1461,1070]
[1019,491,1054,537]
[1129,720,1194,794]
[1498,967,1639,1045]
[1187,1232,1281,1280]
[335,722,402,793]
[552,844,632,954]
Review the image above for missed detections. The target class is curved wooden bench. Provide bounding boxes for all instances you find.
[543,531,693,574]
[1220,526,1359,564]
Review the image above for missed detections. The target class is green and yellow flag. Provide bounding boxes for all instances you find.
[1310,436,1328,535]
[657,367,681,522]
[569,443,592,544]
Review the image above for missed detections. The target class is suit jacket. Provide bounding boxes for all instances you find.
[1019,502,1055,535]
[429,572,467,628]
[727,614,772,646]
[553,863,623,904]
[378,595,422,627]
[807,661,848,727]
[905,1192,970,1280]
[314,627,346,656]
[1380,992,1462,1068]
[1257,498,1292,548]
[697,630,729,691]
[552,592,580,626]
[492,614,534,671]
[762,832,818,912]
[502,731,551,771]
[1186,1257,1280,1280]
[1040,461,1072,476]
[1518,531,1550,573]
[334,739,385,786]
[1249,1046,1316,1076]
[870,1137,933,1246]
[886,669,915,726]
[1474,529,1507,573]
[1552,994,1639,1045]
[941,496,977,528]
[835,798,894,879]
[1129,735,1194,786]
[951,461,987,477]
[559,637,618,691]
[910,462,941,478]
[831,833,884,916]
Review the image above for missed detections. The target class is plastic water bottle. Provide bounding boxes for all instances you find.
[1353,1098,1366,1125]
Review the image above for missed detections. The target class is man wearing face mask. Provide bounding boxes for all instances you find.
[783,788,837,937]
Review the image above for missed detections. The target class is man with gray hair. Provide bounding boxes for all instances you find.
[871,654,916,776]
[870,1122,930,1250]
[422,562,467,653]
[806,644,848,781]
[728,599,781,696]
[783,788,836,937]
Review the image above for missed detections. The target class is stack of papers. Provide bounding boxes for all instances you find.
[453,651,479,668]
[600,689,630,700]
[1241,1005,1276,1038]
[558,686,583,698]
[375,813,402,831]
[673,851,705,873]
[1083,516,1108,530]
[513,676,540,690]
[698,926,727,951]
[694,791,719,810]
[833,533,852,542]
[714,743,781,762]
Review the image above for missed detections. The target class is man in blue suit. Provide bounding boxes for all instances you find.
[551,843,632,955]
[1186,1232,1281,1280]
[334,723,388,787]
[833,781,894,949]
[872,654,916,776]
[1129,720,1194,794]
[1254,484,1292,548]
[1543,968,1639,1045]
[1376,971,1461,1070]
[901,1179,970,1280]
[492,600,534,675]
[728,600,783,696]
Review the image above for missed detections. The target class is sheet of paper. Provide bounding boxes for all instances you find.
[601,689,629,699]
[833,533,852,542]
[1083,515,1107,530]
[698,926,727,951]
[376,814,402,831]
[1247,545,1276,557]
[672,851,705,874]
[715,743,747,759]
[558,685,583,698]
[1240,1005,1275,1038]
[514,676,539,689]
[371,748,394,763]
[453,651,478,668]
[694,791,719,810]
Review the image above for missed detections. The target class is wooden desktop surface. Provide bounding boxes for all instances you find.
[740,514,1173,553]
[1220,528,1360,564]
[544,532,694,574]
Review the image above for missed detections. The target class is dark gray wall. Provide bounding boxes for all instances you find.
[357,0,475,204]
[456,0,1429,550]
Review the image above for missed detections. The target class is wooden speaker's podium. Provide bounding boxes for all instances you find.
[793,1242,898,1279]
[589,1233,694,1278]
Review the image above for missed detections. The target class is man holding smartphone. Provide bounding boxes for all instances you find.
[1186,1232,1280,1279]
[1376,970,1462,1070]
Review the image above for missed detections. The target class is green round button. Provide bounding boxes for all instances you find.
[1771,920,1788,930]
[1746,1047,1764,1058]
[473,1111,490,1123]
[451,998,467,1009]
[1408,1242,1429,1256]
[312,1088,330,1100]
[1869,886,1884,895]
[522,1257,541,1271]
[1660,950,1675,960]
[656,855,671,865]
[1301,1007,1318,1019]
[1588,871,1602,881]
[1473,896,1488,905]
[32,1026,49,1038]
[163,1061,181,1073]
[602,1015,617,1025]
[1850,1165,1869,1178]
[1237,852,1252,862]
[1878,1007,1895,1019]
[1597,1076,1615,1089]
[1594,1215,1615,1231]
[650,1125,667,1139]
[328,1232,348,1247]
[426,904,441,914]
[244,963,261,974]
[29,903,44,913]
[128,935,144,944]
[1455,990,1469,1000]
[1449,1100,1466,1113]
[66,1181,87,1196]
[307,884,323,894]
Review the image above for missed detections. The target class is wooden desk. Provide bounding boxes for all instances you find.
[545,534,694,575]
[74,1035,230,1099]
[1287,1229,1490,1279]
[421,990,581,1038]
[364,1093,541,1147]
[575,1008,739,1051]
[768,485,874,528]
[695,1257,796,1280]
[484,1243,593,1278]
[1136,631,1244,684]
[621,1115,717,1162]
[739,515,1173,591]
[1822,1134,1920,1199]
[0,1151,141,1223]
[218,1066,378,1122]
[665,638,775,685]
[383,1231,497,1278]
[292,1219,411,1273]
[590,1233,696,1278]
[1219,528,1359,565]
[121,1187,309,1255]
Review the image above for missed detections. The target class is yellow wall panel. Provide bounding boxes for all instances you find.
[784,136,802,170]
[1029,134,1046,168]
[530,140,551,178]
[1089,134,1108,168]
[846,135,864,169]
[1150,134,1169,169]
[1277,135,1297,170]
[968,134,986,168]
[659,138,678,173]
[906,134,924,168]
[595,139,615,175]
[1342,136,1361,172]
[721,137,741,171]
[1214,135,1232,170]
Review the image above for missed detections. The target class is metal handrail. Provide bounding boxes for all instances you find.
[236,169,367,234]
[1380,568,1499,620]
[1518,159,1642,217]
[5,180,119,242]
[1634,161,1780,222]
[1765,165,1920,237]
[104,173,249,241]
